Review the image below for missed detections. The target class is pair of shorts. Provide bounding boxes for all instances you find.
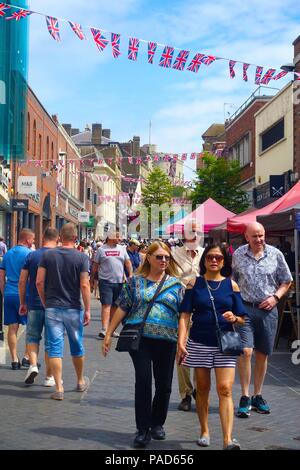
[183,338,237,369]
[237,304,278,356]
[99,279,123,306]
[4,296,27,326]
[45,308,84,358]
[26,309,47,345]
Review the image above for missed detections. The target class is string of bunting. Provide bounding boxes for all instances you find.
[1,3,299,83]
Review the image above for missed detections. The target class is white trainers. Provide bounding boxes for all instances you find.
[44,376,63,387]
[98,329,106,339]
[25,365,39,385]
[112,331,120,338]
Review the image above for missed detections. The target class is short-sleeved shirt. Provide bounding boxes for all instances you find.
[0,245,31,296]
[125,249,141,277]
[0,241,7,256]
[179,276,246,347]
[95,244,130,283]
[23,247,51,310]
[171,245,204,286]
[39,248,90,309]
[232,244,293,303]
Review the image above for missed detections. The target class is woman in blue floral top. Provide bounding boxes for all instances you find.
[102,241,183,448]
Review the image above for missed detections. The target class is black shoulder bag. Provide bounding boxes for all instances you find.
[115,274,167,352]
[204,278,243,356]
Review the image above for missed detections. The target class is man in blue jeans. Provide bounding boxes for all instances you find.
[19,227,59,386]
[36,223,91,401]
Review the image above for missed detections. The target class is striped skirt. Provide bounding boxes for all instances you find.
[182,338,238,369]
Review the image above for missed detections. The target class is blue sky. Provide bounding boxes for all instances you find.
[26,0,300,179]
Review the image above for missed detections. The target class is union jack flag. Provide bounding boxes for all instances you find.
[46,16,60,41]
[295,72,300,81]
[148,42,157,64]
[273,70,288,80]
[190,153,196,160]
[128,37,140,61]
[6,8,32,21]
[243,63,250,81]
[172,50,189,71]
[255,66,263,85]
[201,55,216,66]
[69,22,85,40]
[0,3,10,17]
[260,68,276,85]
[128,157,133,164]
[229,60,237,78]
[91,28,109,52]
[187,53,204,73]
[153,155,160,161]
[136,157,142,164]
[111,33,121,58]
[181,153,187,161]
[163,155,170,161]
[159,46,174,68]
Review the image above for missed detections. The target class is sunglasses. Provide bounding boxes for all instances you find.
[153,255,171,261]
[205,254,224,263]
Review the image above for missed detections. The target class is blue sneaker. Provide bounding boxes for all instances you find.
[236,395,251,418]
[251,395,270,414]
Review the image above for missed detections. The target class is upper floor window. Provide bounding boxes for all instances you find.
[228,133,250,167]
[38,134,42,159]
[46,137,49,169]
[33,120,36,157]
[260,118,284,153]
[27,112,30,151]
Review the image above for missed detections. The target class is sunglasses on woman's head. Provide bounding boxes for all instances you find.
[205,254,224,262]
[153,255,171,261]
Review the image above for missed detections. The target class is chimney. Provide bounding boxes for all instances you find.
[293,36,300,178]
[71,128,79,136]
[62,124,72,136]
[102,129,111,139]
[132,136,140,156]
[92,123,102,145]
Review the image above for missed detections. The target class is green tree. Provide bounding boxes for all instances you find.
[190,152,249,214]
[142,167,173,207]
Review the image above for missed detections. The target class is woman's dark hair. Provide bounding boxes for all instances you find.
[199,243,232,277]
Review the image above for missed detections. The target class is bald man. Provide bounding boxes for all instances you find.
[232,222,292,417]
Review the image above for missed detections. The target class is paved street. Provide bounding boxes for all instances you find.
[0,299,299,451]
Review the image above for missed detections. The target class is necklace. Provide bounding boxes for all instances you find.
[205,278,223,291]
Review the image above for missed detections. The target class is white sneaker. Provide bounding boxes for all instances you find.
[25,365,39,385]
[112,331,120,338]
[44,376,63,387]
[98,329,106,339]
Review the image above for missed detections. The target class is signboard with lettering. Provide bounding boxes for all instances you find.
[17,176,37,195]
[78,212,90,223]
[11,199,28,211]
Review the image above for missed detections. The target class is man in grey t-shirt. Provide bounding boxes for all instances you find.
[93,231,133,338]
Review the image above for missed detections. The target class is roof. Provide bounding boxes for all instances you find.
[202,124,225,139]
[71,131,111,146]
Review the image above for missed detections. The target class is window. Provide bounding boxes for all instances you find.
[38,134,42,159]
[27,112,30,151]
[228,133,250,167]
[33,120,36,157]
[46,137,49,169]
[261,119,284,152]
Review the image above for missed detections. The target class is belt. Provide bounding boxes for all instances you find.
[243,301,261,307]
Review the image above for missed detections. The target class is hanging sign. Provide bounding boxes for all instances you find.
[17,176,37,194]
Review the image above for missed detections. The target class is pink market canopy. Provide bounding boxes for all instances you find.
[166,198,235,234]
[227,180,300,233]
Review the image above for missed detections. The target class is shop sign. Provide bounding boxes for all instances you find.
[11,199,28,211]
[69,206,79,219]
[78,211,90,223]
[17,176,37,195]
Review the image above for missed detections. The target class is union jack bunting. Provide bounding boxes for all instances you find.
[181,153,187,161]
[128,157,133,164]
[136,158,142,164]
[159,46,174,68]
[187,53,204,73]
[255,66,263,85]
[46,16,60,41]
[163,155,170,161]
[128,37,140,61]
[111,33,121,58]
[145,155,151,161]
[273,70,288,80]
[260,68,276,85]
[243,63,250,81]
[69,22,85,40]
[229,60,237,78]
[6,8,32,21]
[172,50,189,71]
[0,3,10,17]
[190,153,196,160]
[148,42,157,64]
[153,155,160,161]
[295,72,300,80]
[200,55,216,66]
[91,28,109,52]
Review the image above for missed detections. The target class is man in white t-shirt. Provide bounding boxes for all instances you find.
[93,231,133,338]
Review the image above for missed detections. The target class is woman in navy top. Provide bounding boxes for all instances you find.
[177,244,246,450]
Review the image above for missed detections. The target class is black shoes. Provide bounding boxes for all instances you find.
[178,395,192,411]
[21,357,30,369]
[133,429,151,448]
[11,361,21,370]
[151,425,166,440]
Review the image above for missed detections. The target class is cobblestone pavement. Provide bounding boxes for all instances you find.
[0,299,299,451]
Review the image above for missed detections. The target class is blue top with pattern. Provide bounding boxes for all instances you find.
[116,274,184,343]
[179,276,246,347]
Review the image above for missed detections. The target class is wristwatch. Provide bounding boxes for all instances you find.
[273,294,280,302]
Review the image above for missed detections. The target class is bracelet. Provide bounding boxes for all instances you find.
[273,294,280,302]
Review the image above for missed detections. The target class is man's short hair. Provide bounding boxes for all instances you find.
[60,223,77,242]
[43,227,59,241]
[18,228,34,242]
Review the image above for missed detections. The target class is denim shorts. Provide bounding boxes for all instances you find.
[4,296,27,326]
[99,280,123,306]
[237,304,278,356]
[26,309,47,345]
[45,308,84,358]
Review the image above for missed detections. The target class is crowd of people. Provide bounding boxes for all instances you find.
[0,221,293,450]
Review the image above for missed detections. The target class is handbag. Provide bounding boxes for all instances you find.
[115,274,167,352]
[204,278,243,356]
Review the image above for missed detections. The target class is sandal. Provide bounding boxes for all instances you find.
[50,391,64,401]
[76,376,90,392]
